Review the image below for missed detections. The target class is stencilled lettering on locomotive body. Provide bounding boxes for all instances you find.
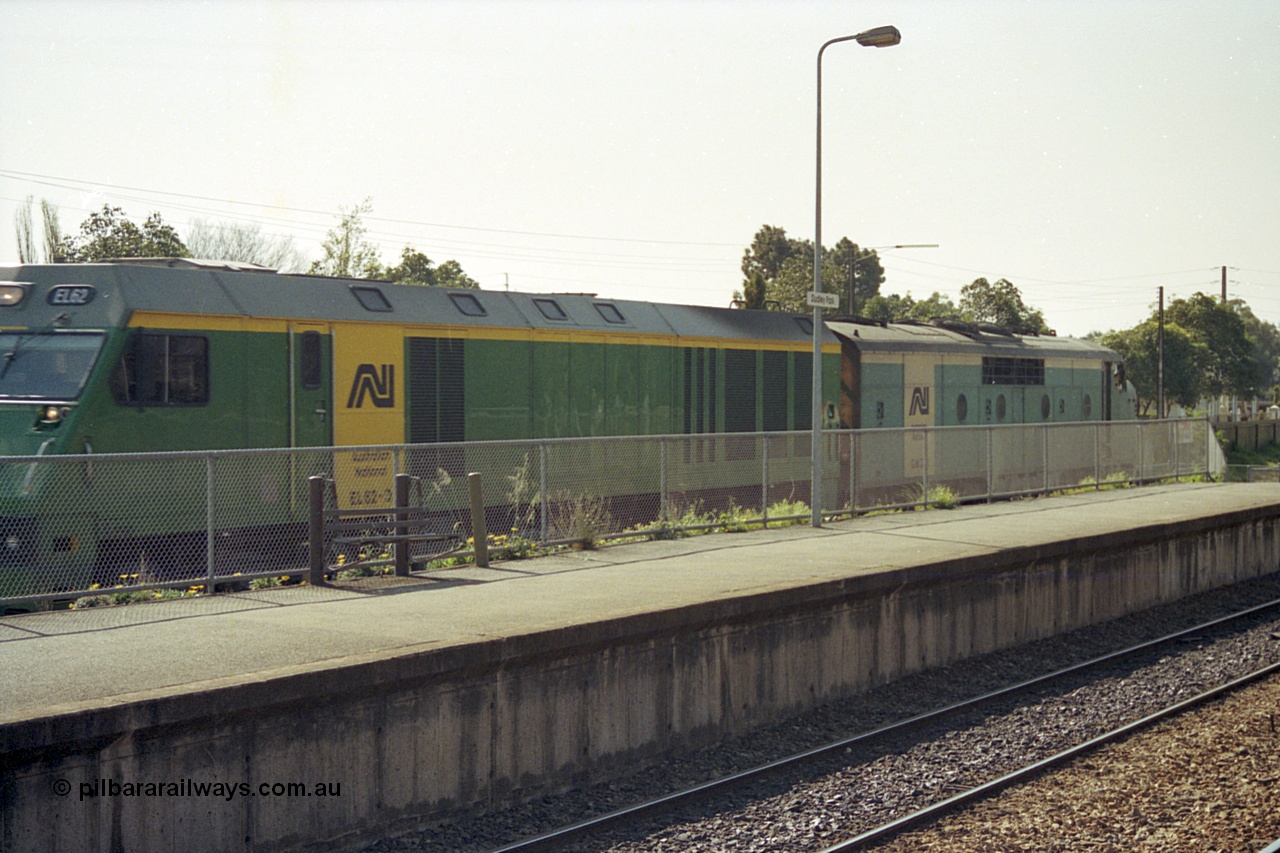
[47,285,96,306]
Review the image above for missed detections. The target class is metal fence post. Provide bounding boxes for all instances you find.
[660,435,668,523]
[761,434,769,527]
[1138,420,1145,484]
[469,472,489,568]
[985,426,993,501]
[1042,425,1049,495]
[539,442,549,543]
[205,454,216,589]
[1093,422,1101,488]
[308,475,327,587]
[921,429,929,505]
[394,473,411,577]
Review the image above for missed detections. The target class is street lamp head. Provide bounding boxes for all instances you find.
[855,26,901,48]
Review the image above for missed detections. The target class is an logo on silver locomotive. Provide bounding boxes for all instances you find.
[909,386,930,417]
[346,364,395,408]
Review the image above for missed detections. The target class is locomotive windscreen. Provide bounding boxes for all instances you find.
[0,331,104,401]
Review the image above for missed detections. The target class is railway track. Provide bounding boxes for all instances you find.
[484,596,1280,853]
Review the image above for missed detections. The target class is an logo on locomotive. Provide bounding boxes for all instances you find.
[346,364,396,408]
[909,386,930,417]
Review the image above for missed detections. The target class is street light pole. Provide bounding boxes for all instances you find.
[812,25,901,528]
[847,243,939,316]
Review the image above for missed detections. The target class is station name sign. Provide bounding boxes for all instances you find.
[806,291,839,309]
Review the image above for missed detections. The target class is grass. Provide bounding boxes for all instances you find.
[1223,441,1280,467]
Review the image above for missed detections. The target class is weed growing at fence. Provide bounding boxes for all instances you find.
[71,581,207,609]
[549,492,612,549]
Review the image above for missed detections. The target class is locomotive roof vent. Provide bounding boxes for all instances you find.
[928,317,981,336]
[97,257,279,274]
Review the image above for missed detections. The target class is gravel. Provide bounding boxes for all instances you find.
[358,573,1280,853]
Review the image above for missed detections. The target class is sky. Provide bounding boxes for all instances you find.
[1,0,1277,338]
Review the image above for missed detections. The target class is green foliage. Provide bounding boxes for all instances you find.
[738,224,882,314]
[308,198,383,279]
[309,200,481,286]
[55,205,189,262]
[958,277,1050,334]
[1099,320,1204,416]
[1165,293,1255,398]
[925,485,960,509]
[383,247,437,285]
[432,259,480,290]
[742,269,767,310]
[1227,299,1280,396]
[861,291,963,323]
[1222,441,1280,467]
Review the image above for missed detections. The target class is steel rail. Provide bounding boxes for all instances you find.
[487,595,1280,853]
[823,657,1280,852]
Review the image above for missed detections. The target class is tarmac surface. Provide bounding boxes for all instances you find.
[3,481,1278,724]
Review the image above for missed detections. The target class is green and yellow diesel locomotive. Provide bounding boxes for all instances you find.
[0,259,1134,600]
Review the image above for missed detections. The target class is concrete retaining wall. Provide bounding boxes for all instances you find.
[3,503,1279,852]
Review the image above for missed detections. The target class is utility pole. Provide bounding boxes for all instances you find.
[1158,286,1165,418]
[1221,265,1227,302]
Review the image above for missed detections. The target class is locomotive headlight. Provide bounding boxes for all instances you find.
[0,284,28,306]
[39,406,65,424]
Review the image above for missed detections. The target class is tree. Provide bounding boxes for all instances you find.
[860,291,963,324]
[185,219,306,272]
[383,248,480,289]
[1099,321,1204,416]
[958,278,1050,334]
[1228,299,1280,397]
[737,224,881,314]
[432,259,479,290]
[826,237,884,315]
[1165,293,1255,398]
[14,196,35,263]
[741,269,767,310]
[308,198,383,279]
[54,205,188,262]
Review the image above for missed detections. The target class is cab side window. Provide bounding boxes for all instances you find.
[111,334,209,406]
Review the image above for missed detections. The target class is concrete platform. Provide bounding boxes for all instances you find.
[3,481,1280,853]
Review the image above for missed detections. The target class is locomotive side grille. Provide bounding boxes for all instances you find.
[725,350,757,433]
[793,351,813,430]
[407,338,466,443]
[762,351,788,432]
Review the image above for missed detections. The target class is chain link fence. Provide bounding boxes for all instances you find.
[0,419,1220,610]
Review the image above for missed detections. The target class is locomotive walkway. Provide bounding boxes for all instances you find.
[1,480,1277,722]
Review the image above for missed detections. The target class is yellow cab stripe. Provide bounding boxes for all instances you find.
[126,311,838,352]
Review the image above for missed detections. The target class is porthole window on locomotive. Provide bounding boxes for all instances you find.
[1041,394,1051,420]
[996,394,1006,420]
[1083,394,1092,419]
[956,393,968,422]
